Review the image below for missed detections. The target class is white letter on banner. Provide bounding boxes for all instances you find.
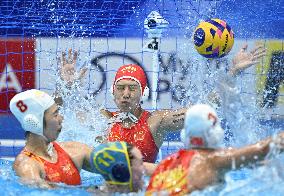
[0,64,22,92]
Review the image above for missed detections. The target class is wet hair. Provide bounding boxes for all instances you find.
[53,95,63,106]
[44,111,47,128]
[25,131,31,138]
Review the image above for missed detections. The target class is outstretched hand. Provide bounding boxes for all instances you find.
[229,44,266,76]
[58,49,88,86]
[274,131,284,150]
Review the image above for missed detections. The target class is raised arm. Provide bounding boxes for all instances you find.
[211,131,284,170]
[229,44,266,76]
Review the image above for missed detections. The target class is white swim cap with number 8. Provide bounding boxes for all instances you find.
[10,89,55,137]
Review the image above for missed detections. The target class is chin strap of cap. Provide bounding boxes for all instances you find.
[109,112,138,124]
[46,143,54,157]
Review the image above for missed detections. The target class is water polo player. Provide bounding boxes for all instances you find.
[146,104,284,195]
[58,44,265,163]
[10,89,94,188]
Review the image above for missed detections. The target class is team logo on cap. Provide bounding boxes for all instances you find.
[190,137,204,146]
[121,66,137,74]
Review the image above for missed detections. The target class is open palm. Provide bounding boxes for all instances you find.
[230,44,266,76]
[58,49,87,86]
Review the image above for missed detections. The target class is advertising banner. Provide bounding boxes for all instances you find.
[0,39,35,113]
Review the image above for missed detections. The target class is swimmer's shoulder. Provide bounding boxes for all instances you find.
[149,109,177,119]
[147,109,163,120]
[13,152,44,178]
[147,109,172,126]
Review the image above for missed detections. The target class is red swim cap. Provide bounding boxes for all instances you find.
[113,64,147,95]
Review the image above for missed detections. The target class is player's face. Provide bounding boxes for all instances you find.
[113,79,142,113]
[43,104,63,141]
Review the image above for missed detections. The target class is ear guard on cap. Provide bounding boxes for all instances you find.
[90,141,133,191]
[22,114,41,132]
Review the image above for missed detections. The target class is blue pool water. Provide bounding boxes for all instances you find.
[0,159,102,196]
[1,152,284,195]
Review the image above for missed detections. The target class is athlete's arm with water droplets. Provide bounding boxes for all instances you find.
[13,154,55,189]
[155,107,189,132]
[210,132,284,171]
[146,108,189,148]
[60,141,94,172]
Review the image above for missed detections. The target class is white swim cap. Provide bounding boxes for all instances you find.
[10,89,55,137]
[181,104,224,149]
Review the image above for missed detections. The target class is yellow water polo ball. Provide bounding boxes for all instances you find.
[193,19,234,58]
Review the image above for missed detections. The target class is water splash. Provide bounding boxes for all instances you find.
[179,57,266,147]
[54,72,109,146]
